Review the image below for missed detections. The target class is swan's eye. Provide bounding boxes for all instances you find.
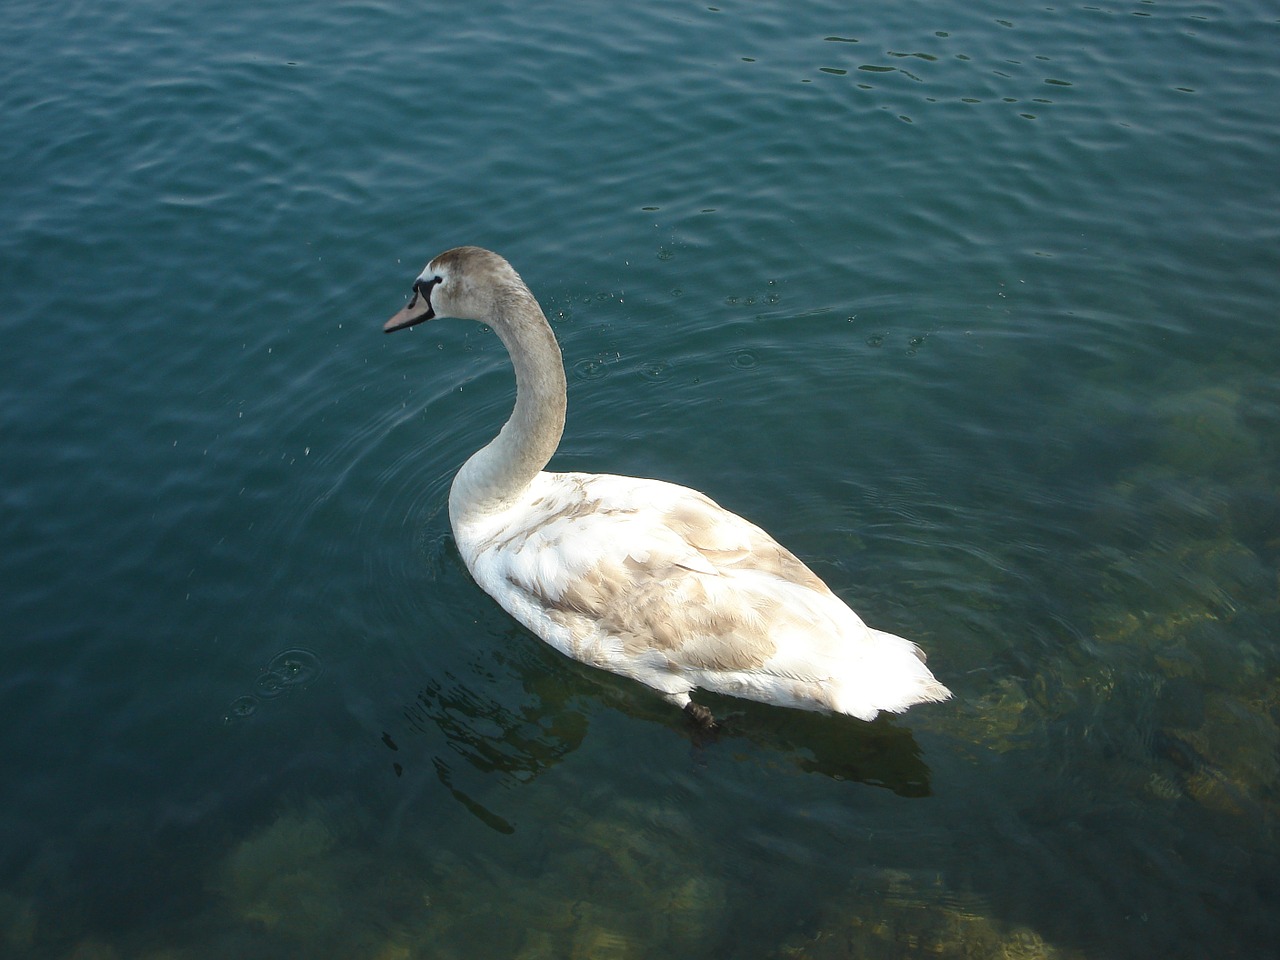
[406,276,440,308]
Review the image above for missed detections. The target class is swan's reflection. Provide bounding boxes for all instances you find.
[390,644,933,835]
[586,675,936,797]
[393,661,589,833]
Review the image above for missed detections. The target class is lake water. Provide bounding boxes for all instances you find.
[3,1,1279,957]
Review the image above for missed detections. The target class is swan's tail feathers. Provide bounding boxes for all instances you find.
[829,628,953,721]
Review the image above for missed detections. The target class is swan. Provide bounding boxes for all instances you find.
[383,246,950,725]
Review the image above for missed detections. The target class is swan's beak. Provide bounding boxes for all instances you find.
[384,290,435,333]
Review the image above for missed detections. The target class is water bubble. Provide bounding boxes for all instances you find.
[656,247,674,261]
[225,695,258,721]
[731,351,758,369]
[254,671,289,699]
[866,333,885,348]
[267,648,323,686]
[638,360,673,383]
[572,358,611,381]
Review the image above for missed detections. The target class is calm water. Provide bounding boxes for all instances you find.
[3,1,1279,957]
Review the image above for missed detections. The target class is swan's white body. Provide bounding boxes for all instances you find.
[385,246,950,722]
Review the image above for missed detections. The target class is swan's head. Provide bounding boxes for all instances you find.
[384,246,521,333]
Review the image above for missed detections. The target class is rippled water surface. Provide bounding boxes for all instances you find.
[3,1,1280,957]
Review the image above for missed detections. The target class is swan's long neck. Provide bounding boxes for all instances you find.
[449,286,567,527]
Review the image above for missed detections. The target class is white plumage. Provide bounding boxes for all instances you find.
[384,246,950,725]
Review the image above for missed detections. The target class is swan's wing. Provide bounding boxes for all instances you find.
[464,473,874,695]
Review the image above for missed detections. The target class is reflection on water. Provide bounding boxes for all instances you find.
[698,702,937,797]
[398,660,938,839]
[397,672,591,835]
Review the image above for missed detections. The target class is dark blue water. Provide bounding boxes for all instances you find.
[3,1,1279,957]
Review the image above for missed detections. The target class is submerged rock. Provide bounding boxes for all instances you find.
[769,870,1086,960]
[1150,385,1259,479]
[214,811,339,936]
